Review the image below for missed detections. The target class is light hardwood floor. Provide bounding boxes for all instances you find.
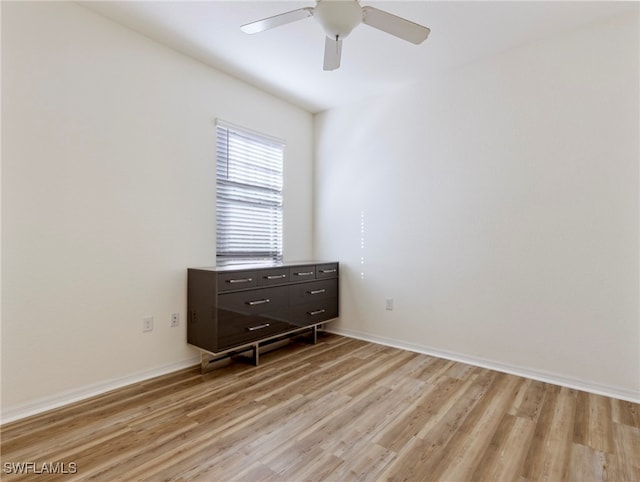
[1,333,639,481]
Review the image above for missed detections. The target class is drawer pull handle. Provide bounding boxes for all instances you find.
[295,271,314,276]
[265,274,287,280]
[228,278,253,284]
[320,269,337,274]
[247,299,270,306]
[308,309,326,316]
[248,323,270,331]
[308,289,326,295]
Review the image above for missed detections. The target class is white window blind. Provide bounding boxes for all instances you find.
[216,121,284,265]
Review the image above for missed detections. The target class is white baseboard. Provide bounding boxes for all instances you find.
[1,356,200,425]
[327,327,640,404]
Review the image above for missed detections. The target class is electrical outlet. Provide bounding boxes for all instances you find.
[143,315,154,333]
[385,298,394,311]
[170,313,179,327]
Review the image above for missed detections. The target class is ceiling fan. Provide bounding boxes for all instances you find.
[241,0,430,71]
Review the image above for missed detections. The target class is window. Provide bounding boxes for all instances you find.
[216,121,284,265]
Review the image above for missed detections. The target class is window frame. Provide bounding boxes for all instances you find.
[215,120,285,266]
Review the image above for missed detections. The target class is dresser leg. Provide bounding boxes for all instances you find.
[252,344,260,366]
[200,351,235,374]
[200,352,209,373]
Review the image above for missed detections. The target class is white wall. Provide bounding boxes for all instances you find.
[1,1,313,420]
[315,12,639,401]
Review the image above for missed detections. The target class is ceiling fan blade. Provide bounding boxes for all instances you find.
[361,6,430,44]
[241,7,314,34]
[323,36,342,71]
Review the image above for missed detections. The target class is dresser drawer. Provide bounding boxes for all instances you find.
[217,270,257,292]
[218,287,288,316]
[316,263,338,279]
[288,299,338,327]
[289,279,337,305]
[217,310,292,350]
[289,265,316,281]
[257,267,289,287]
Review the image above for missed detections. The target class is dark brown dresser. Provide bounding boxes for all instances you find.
[188,261,339,368]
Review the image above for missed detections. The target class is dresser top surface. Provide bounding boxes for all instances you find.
[190,261,338,273]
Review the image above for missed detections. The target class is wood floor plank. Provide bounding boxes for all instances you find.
[522,386,578,481]
[510,379,548,421]
[470,414,536,482]
[611,397,640,429]
[574,391,614,453]
[378,372,495,481]
[373,375,460,452]
[336,441,396,481]
[609,422,640,481]
[425,373,524,482]
[337,349,418,399]
[1,333,638,482]
[414,368,493,440]
[569,442,609,482]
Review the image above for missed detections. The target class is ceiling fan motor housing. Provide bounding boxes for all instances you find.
[314,0,363,39]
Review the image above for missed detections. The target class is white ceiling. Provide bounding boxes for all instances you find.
[81,1,636,113]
